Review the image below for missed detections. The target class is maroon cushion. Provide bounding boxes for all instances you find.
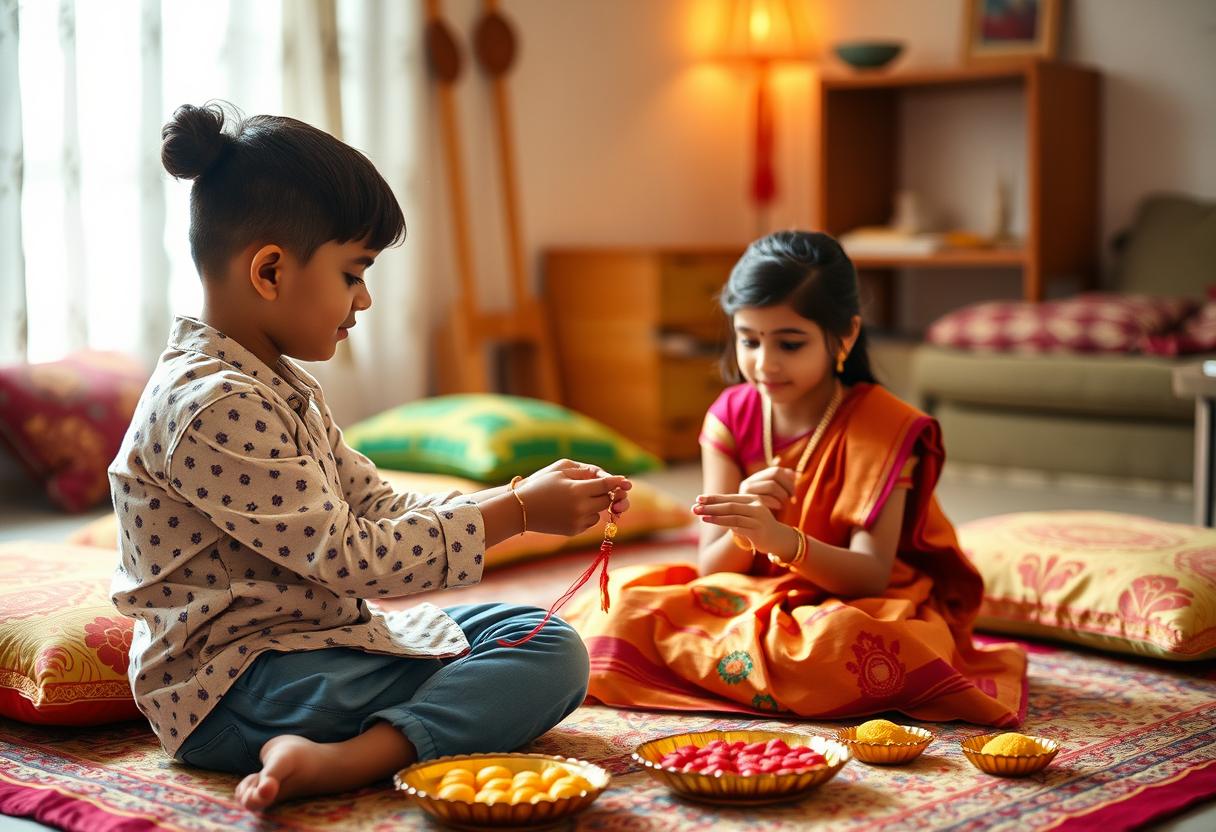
[1142,301,1216,356]
[0,352,147,512]
[926,293,1197,354]
[1178,303,1216,354]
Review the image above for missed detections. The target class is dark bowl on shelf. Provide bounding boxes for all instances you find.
[833,41,904,69]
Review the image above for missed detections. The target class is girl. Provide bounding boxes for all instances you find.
[110,103,630,811]
[568,231,1025,726]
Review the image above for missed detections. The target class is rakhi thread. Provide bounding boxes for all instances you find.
[496,491,619,647]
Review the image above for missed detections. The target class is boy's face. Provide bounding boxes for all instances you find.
[274,240,377,362]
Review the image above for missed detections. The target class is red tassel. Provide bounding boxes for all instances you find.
[751,64,776,207]
[497,519,616,648]
[598,541,611,612]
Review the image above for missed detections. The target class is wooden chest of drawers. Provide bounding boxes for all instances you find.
[543,248,741,460]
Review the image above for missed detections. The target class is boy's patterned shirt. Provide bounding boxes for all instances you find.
[109,317,484,756]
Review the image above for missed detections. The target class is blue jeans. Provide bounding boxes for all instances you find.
[175,604,589,775]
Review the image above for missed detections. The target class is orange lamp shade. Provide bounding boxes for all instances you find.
[718,0,814,64]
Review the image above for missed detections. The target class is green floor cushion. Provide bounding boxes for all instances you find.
[342,394,662,483]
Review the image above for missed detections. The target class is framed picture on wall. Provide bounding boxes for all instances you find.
[963,0,1060,63]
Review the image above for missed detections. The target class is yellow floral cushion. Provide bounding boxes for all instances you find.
[0,541,140,725]
[342,394,662,483]
[958,511,1216,661]
[68,470,691,571]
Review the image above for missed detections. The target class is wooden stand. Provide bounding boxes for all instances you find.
[425,0,560,401]
[818,61,1101,326]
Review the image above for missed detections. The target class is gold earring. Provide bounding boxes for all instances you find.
[836,351,846,374]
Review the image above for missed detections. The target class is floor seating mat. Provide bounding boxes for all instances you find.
[2,537,1214,831]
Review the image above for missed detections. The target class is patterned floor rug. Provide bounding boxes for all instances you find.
[3,535,1214,830]
[2,632,1214,832]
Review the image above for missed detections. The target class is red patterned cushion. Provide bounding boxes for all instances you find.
[926,293,1197,355]
[1178,303,1216,353]
[1143,301,1216,356]
[0,351,147,512]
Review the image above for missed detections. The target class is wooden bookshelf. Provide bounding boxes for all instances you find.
[544,248,737,460]
[818,61,1101,316]
[851,247,1026,270]
[821,63,1037,90]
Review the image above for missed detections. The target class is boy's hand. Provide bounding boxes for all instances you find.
[737,466,796,513]
[528,458,631,515]
[517,464,631,536]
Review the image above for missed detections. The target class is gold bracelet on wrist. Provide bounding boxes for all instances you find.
[509,475,527,535]
[790,528,807,566]
[766,526,806,568]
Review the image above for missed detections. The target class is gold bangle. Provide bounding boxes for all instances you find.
[766,527,806,568]
[790,528,807,566]
[509,475,527,535]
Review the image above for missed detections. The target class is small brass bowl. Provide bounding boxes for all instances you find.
[394,752,609,829]
[632,729,850,806]
[836,724,934,764]
[960,733,1059,777]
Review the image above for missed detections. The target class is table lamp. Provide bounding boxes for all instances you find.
[717,0,814,227]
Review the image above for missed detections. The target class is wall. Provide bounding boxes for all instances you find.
[427,0,1216,333]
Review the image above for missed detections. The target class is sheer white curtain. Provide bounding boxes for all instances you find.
[0,0,24,363]
[288,0,436,426]
[2,0,432,424]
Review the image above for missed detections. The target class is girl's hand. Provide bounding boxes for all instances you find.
[738,466,796,513]
[518,466,631,536]
[692,493,799,557]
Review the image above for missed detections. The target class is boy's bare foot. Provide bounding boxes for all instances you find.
[234,722,417,812]
[235,734,327,810]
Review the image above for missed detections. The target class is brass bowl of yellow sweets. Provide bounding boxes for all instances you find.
[836,719,935,765]
[394,752,610,829]
[960,732,1059,777]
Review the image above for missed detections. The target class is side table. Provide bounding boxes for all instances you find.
[1173,361,1216,527]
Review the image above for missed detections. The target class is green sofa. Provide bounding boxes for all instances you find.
[912,194,1215,483]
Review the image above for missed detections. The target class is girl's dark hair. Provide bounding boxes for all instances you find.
[161,102,405,277]
[719,230,878,386]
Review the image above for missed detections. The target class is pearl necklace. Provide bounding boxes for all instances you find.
[762,381,845,476]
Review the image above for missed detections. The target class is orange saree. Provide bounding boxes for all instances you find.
[567,383,1027,727]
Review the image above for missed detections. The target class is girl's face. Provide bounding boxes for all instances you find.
[276,240,375,362]
[732,304,835,404]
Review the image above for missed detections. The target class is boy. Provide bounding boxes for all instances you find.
[111,103,628,810]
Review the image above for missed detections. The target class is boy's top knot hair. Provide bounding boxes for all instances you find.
[161,103,230,181]
[161,101,405,279]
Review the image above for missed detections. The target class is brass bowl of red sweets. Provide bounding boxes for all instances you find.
[632,729,850,806]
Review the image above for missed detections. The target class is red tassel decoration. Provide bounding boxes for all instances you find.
[751,63,776,207]
[496,496,619,647]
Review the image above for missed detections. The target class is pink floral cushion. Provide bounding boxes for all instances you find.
[958,511,1216,661]
[926,293,1197,355]
[0,351,147,512]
